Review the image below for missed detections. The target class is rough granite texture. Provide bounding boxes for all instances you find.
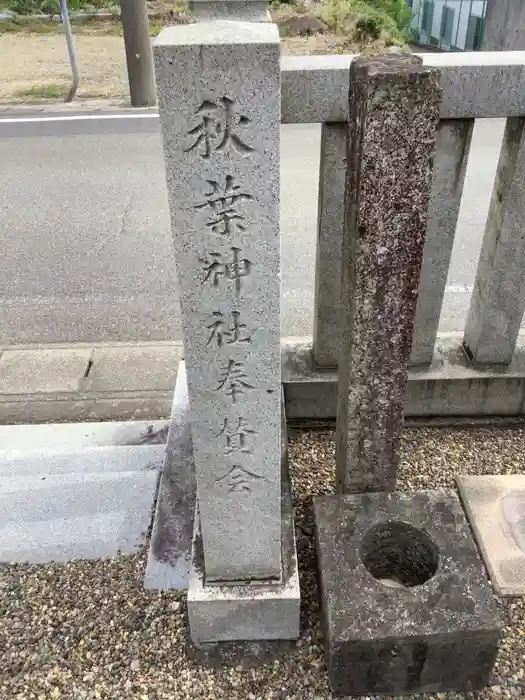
[312,119,473,370]
[144,362,196,590]
[154,22,282,582]
[336,54,442,493]
[314,489,501,697]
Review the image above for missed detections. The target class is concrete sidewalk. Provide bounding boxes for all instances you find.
[0,342,182,424]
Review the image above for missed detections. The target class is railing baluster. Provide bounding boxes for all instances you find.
[463,117,525,365]
[313,123,346,368]
[411,119,474,365]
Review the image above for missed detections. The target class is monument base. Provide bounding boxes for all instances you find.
[188,465,300,644]
[145,360,300,643]
[314,490,501,697]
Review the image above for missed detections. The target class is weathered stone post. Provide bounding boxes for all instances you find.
[335,54,441,494]
[152,20,299,644]
[314,56,501,699]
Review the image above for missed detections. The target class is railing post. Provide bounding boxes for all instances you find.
[313,123,346,368]
[462,0,525,365]
[483,0,525,50]
[463,117,525,364]
[410,119,473,366]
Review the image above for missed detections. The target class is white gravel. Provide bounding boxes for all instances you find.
[1,426,524,700]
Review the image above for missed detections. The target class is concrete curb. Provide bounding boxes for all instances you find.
[0,342,182,424]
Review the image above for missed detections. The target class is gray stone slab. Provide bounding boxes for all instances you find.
[84,345,180,391]
[463,117,525,365]
[144,362,196,590]
[336,55,441,494]
[0,444,165,476]
[312,123,346,369]
[0,348,91,394]
[154,22,282,582]
[280,52,525,123]
[314,490,501,697]
[187,459,300,644]
[0,419,169,451]
[457,475,525,596]
[0,445,162,563]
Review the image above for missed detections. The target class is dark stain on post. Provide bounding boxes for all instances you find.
[336,54,442,494]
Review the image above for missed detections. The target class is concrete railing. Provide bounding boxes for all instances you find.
[279,51,525,419]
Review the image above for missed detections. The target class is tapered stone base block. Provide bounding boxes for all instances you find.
[188,466,300,644]
[314,490,501,697]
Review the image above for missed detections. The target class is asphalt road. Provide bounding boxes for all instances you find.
[0,113,505,345]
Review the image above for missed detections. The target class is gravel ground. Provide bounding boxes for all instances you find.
[1,426,525,699]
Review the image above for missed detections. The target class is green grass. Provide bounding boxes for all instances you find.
[319,0,413,48]
[15,82,68,99]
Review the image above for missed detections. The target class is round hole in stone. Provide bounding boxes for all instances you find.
[359,521,439,588]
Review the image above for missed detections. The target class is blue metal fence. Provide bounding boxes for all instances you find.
[408,0,487,51]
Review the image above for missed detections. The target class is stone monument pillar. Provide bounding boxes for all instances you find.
[152,20,299,644]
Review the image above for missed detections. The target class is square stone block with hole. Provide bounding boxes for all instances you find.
[314,490,501,697]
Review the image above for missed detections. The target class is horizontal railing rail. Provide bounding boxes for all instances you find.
[280,52,525,122]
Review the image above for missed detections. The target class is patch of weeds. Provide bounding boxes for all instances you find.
[15,82,67,99]
[150,20,163,36]
[319,0,413,48]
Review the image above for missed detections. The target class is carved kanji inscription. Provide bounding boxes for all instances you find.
[194,175,253,237]
[206,310,252,348]
[185,97,254,159]
[215,359,254,403]
[216,465,265,493]
[217,417,257,454]
[199,247,252,296]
